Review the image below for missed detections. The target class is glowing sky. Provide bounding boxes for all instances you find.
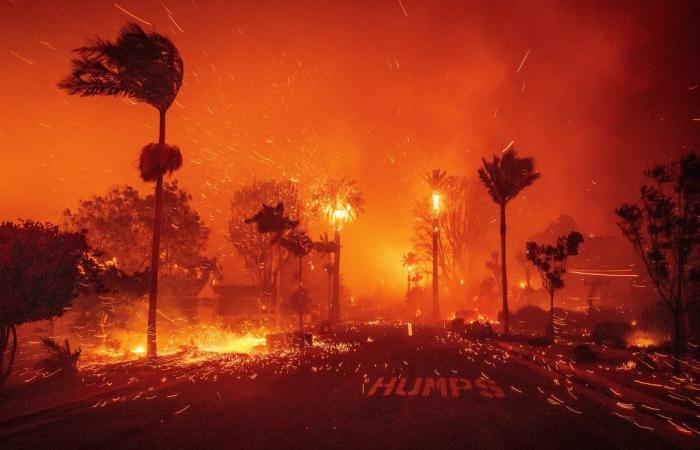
[1,0,698,295]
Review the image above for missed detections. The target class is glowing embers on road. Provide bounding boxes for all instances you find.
[365,376,506,398]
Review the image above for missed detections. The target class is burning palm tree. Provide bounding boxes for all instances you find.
[478,148,540,334]
[424,169,451,321]
[58,22,184,357]
[402,252,419,295]
[310,177,365,322]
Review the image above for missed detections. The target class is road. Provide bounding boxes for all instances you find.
[0,324,694,449]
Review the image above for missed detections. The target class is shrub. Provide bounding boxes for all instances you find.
[591,321,631,349]
[36,337,81,376]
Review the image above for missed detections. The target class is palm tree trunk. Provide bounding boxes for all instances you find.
[500,203,509,335]
[432,215,440,321]
[0,324,17,386]
[298,256,305,348]
[333,230,341,322]
[147,109,166,357]
[549,291,555,339]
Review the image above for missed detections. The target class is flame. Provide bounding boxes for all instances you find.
[85,324,268,363]
[432,192,440,213]
[628,331,657,348]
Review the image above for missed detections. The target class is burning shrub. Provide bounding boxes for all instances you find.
[36,337,81,376]
[591,321,631,349]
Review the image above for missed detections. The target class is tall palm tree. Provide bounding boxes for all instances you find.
[424,169,451,321]
[310,177,365,322]
[59,22,184,357]
[281,229,314,343]
[478,148,540,334]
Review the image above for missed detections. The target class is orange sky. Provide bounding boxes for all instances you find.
[1,0,698,295]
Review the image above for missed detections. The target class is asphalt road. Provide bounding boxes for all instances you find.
[0,324,693,449]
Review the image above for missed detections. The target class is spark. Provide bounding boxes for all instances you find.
[398,0,408,16]
[174,404,191,415]
[113,3,152,26]
[516,47,531,73]
[9,50,35,65]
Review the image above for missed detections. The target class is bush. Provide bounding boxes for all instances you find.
[36,337,81,376]
[591,321,631,349]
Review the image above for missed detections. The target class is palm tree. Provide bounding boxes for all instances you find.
[478,148,540,334]
[58,22,184,357]
[314,233,338,321]
[310,177,365,322]
[401,252,419,294]
[281,230,314,343]
[424,169,451,321]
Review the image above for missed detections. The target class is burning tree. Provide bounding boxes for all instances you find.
[616,151,700,372]
[310,177,365,322]
[64,182,217,335]
[526,231,584,338]
[64,182,217,284]
[0,221,101,385]
[58,22,185,357]
[478,147,540,334]
[313,233,338,321]
[413,176,493,299]
[229,180,302,311]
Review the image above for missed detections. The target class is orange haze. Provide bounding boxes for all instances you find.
[1,1,698,295]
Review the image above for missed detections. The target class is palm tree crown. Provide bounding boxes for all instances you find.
[58,22,183,113]
[424,169,451,192]
[478,148,540,205]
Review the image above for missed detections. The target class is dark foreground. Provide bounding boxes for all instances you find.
[0,324,695,449]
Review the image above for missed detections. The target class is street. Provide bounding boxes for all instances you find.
[0,324,692,449]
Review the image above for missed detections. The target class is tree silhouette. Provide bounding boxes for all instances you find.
[313,233,338,321]
[424,169,452,321]
[310,177,365,322]
[280,229,314,340]
[0,221,101,385]
[230,181,301,313]
[402,252,419,294]
[413,176,493,296]
[478,148,540,334]
[58,22,184,358]
[616,151,700,373]
[526,232,584,338]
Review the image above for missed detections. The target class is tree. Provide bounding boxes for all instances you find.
[280,230,314,339]
[229,180,301,311]
[526,232,584,338]
[478,148,540,334]
[402,252,419,295]
[310,177,365,321]
[0,221,101,385]
[63,182,217,284]
[413,176,493,297]
[59,22,185,357]
[616,152,700,372]
[313,233,338,321]
[424,169,451,321]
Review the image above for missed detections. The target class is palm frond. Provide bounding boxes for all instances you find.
[58,22,183,112]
